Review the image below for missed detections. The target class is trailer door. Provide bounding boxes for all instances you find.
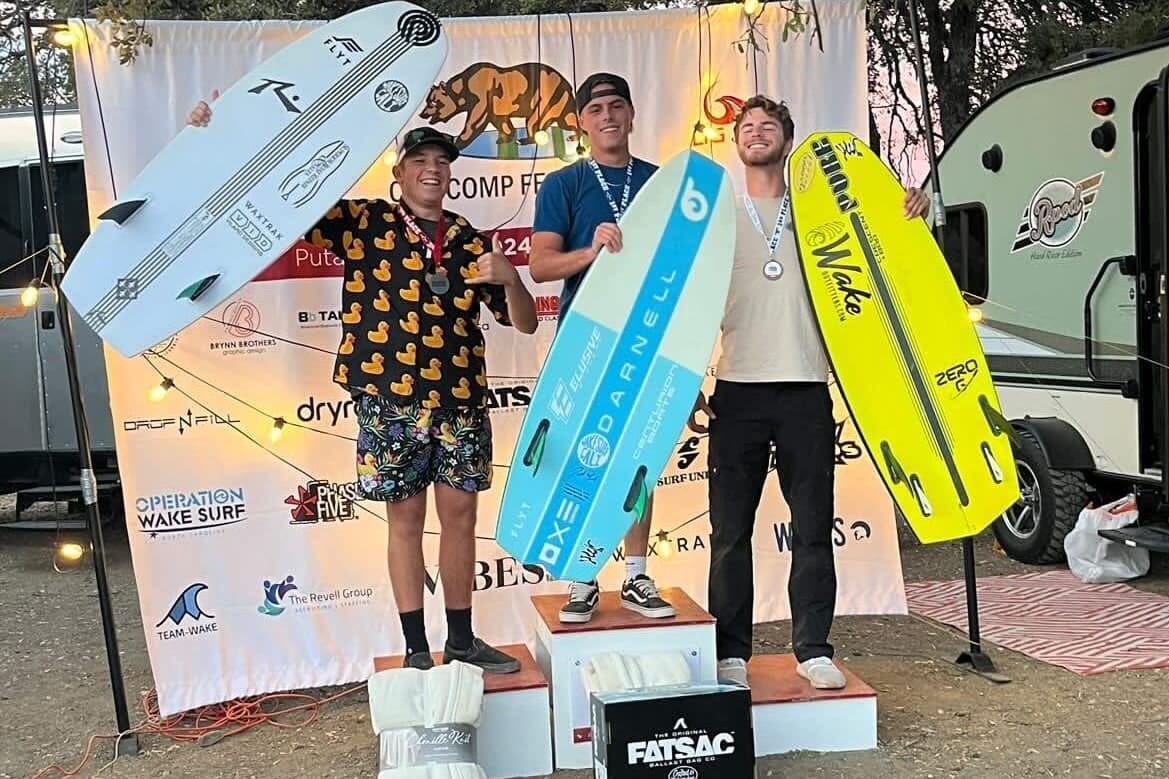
[1133,66,1169,492]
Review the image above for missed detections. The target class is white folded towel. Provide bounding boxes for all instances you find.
[368,661,485,733]
[580,650,693,694]
[368,661,487,779]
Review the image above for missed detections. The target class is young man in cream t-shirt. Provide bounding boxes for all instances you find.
[688,95,929,689]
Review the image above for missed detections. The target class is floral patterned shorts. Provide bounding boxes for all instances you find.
[353,393,493,503]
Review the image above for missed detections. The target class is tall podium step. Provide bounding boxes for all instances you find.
[530,587,718,770]
[371,643,553,779]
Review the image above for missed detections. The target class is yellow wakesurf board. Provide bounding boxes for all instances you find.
[786,130,1020,544]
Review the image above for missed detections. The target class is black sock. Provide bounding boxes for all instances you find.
[400,609,429,656]
[446,607,473,651]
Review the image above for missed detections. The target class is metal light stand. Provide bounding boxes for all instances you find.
[903,0,1010,684]
[21,11,141,752]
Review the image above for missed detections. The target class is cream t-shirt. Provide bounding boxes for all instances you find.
[715,193,830,383]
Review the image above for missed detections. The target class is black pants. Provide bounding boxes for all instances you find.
[706,380,837,663]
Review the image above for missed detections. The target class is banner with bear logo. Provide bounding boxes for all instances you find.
[69,0,904,717]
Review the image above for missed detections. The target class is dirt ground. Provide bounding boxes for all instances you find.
[4,493,1169,779]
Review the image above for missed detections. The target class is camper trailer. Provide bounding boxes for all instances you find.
[931,35,1169,563]
[0,106,120,525]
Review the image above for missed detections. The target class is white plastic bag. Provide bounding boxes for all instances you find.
[1064,493,1150,583]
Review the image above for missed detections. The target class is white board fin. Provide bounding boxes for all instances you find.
[177,273,222,302]
[97,198,148,225]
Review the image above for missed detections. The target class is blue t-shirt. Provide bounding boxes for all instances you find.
[532,157,658,316]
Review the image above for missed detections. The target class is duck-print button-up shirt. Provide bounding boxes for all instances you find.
[305,198,514,409]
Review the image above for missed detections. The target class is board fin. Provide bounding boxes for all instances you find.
[623,465,650,522]
[97,198,147,225]
[980,441,1005,484]
[880,441,933,518]
[522,418,550,474]
[979,395,1021,445]
[178,274,221,302]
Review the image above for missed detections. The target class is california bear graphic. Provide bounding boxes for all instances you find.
[419,61,582,149]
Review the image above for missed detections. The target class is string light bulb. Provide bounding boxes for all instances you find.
[967,305,984,324]
[50,27,76,47]
[57,541,84,561]
[382,149,398,166]
[270,417,286,441]
[53,538,87,572]
[20,283,38,308]
[742,0,762,16]
[654,530,673,558]
[149,377,174,402]
[693,122,718,142]
[533,130,550,146]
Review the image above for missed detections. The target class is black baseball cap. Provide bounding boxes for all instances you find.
[575,72,632,111]
[398,126,459,161]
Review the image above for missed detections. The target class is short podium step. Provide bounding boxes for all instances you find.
[529,587,718,770]
[371,643,553,779]
[747,653,878,756]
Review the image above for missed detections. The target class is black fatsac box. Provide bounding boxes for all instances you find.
[590,682,756,779]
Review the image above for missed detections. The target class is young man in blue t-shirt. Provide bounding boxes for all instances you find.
[528,72,675,624]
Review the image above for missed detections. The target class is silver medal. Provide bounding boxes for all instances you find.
[744,192,791,282]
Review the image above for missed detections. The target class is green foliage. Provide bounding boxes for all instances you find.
[1008,1,1169,83]
[0,0,678,109]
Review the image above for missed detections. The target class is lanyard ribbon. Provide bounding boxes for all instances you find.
[743,192,790,260]
[589,158,634,221]
[396,204,445,269]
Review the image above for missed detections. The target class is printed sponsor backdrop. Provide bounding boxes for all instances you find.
[69,1,906,717]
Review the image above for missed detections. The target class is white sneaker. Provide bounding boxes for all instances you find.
[796,656,846,689]
[717,658,749,687]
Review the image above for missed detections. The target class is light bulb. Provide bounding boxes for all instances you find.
[382,149,398,166]
[967,306,984,323]
[20,284,38,307]
[533,130,550,146]
[702,124,718,140]
[270,417,285,441]
[51,28,76,47]
[743,0,761,16]
[57,542,84,561]
[149,377,174,402]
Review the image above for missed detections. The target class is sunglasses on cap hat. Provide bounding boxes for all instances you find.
[398,127,460,161]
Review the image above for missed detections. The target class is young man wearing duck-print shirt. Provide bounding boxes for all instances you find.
[186,98,538,674]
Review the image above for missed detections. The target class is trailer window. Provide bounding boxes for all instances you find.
[941,204,988,302]
[0,166,27,289]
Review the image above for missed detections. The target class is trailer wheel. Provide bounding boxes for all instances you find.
[992,429,1091,565]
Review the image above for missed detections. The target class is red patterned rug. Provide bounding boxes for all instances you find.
[904,569,1169,675]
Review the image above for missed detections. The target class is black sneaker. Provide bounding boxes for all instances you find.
[443,637,520,674]
[404,651,435,670]
[620,575,676,618]
[558,581,599,623]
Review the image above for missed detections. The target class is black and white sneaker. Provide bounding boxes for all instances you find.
[443,637,521,674]
[558,581,599,623]
[620,575,675,618]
